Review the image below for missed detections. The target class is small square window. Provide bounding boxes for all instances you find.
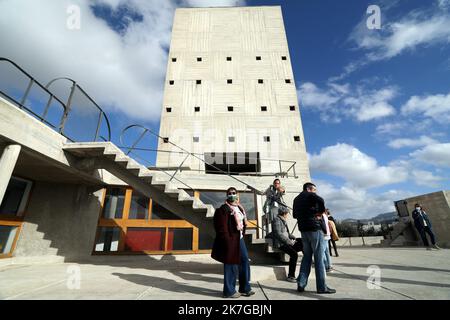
[256,56,261,60]
[193,137,199,142]
[166,107,172,113]
[228,137,235,142]
[194,106,200,112]
[289,105,296,111]
[169,80,174,85]
[282,56,287,60]
[227,79,232,84]
[226,57,232,61]
[172,58,177,62]
[163,137,169,143]
[197,57,202,62]
[261,106,267,112]
[263,136,270,142]
[227,106,234,112]
[196,80,201,85]
[258,79,263,84]
[294,136,301,142]
[285,79,291,84]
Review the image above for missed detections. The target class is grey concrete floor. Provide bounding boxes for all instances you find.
[1,247,449,300]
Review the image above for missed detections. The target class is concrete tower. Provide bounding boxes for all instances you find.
[156,6,310,182]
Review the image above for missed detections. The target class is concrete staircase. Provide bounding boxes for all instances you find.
[62,142,272,253]
[380,220,420,247]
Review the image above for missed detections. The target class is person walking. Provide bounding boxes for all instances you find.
[327,209,339,257]
[263,179,286,236]
[272,206,303,283]
[293,182,336,294]
[211,187,255,298]
[412,203,440,250]
[321,212,334,273]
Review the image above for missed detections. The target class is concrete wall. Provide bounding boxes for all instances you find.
[397,191,450,248]
[157,6,310,181]
[338,236,384,247]
[14,181,103,261]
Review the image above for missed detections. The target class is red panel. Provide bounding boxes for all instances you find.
[167,229,175,251]
[125,229,165,251]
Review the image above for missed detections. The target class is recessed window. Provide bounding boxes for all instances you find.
[282,56,287,60]
[285,79,291,84]
[256,56,261,60]
[172,58,177,62]
[258,79,263,84]
[228,137,235,142]
[166,107,172,113]
[226,57,232,61]
[193,137,199,143]
[197,57,202,62]
[261,106,267,112]
[169,80,174,85]
[227,106,234,112]
[289,105,296,111]
[196,80,201,84]
[227,79,232,84]
[194,106,200,112]
[263,136,270,142]
[294,136,301,142]
[163,137,169,143]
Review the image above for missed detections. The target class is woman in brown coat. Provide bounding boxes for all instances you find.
[211,187,254,298]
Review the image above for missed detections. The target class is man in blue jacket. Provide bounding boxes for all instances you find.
[293,182,336,294]
[412,203,440,250]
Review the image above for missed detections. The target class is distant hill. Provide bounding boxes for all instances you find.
[341,212,398,224]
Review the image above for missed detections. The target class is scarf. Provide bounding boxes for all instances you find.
[225,201,246,231]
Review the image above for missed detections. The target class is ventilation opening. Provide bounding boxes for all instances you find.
[227,79,232,84]
[261,106,267,112]
[196,80,201,84]
[256,56,261,60]
[194,106,200,112]
[226,57,232,61]
[258,79,263,84]
[294,136,301,142]
[263,136,270,142]
[197,57,202,62]
[169,80,174,85]
[166,107,172,112]
[289,105,296,111]
[285,79,291,84]
[172,58,177,62]
[193,137,199,142]
[227,106,234,112]
[282,56,287,60]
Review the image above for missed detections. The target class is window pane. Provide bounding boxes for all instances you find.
[129,193,149,219]
[151,201,182,220]
[168,228,193,251]
[103,188,125,219]
[199,191,225,209]
[94,227,120,252]
[0,226,18,254]
[198,229,214,250]
[0,177,30,216]
[238,192,256,221]
[125,227,165,251]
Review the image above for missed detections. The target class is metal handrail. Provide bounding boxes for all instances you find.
[0,57,111,142]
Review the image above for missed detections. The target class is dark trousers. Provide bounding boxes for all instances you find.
[279,238,303,278]
[418,226,436,247]
[223,238,251,296]
[329,239,338,256]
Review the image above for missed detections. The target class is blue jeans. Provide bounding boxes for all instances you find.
[297,230,327,292]
[223,238,251,296]
[323,238,332,270]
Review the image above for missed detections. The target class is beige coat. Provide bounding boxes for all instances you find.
[328,220,339,241]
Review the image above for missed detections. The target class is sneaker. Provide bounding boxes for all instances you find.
[433,244,441,250]
[240,290,255,297]
[326,267,335,273]
[223,292,241,298]
[426,247,432,251]
[286,276,297,283]
[297,286,305,292]
[317,287,336,294]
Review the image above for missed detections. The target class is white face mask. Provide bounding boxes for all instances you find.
[416,207,421,211]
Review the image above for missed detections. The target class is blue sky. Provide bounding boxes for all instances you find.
[0,0,449,219]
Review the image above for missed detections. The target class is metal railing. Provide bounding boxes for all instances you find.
[119,124,297,235]
[0,57,111,142]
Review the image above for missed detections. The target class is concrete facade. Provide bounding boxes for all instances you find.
[157,6,310,180]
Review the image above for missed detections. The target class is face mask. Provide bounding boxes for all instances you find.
[227,194,238,202]
[416,207,421,211]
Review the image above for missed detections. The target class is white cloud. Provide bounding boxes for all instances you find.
[298,82,397,123]
[410,143,450,167]
[375,122,406,136]
[309,143,408,188]
[411,170,444,187]
[315,180,414,219]
[0,0,245,122]
[401,92,450,124]
[388,135,439,149]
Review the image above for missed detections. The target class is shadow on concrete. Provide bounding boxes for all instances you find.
[112,272,222,298]
[329,270,450,289]
[334,262,450,274]
[258,283,362,300]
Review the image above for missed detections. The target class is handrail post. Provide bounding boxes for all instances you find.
[170,153,190,181]
[125,128,149,155]
[20,78,34,106]
[59,82,76,134]
[94,111,103,141]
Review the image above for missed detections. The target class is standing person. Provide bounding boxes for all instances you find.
[327,209,339,257]
[293,182,336,294]
[272,206,303,283]
[412,203,440,250]
[321,212,334,273]
[211,187,255,298]
[263,179,286,236]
